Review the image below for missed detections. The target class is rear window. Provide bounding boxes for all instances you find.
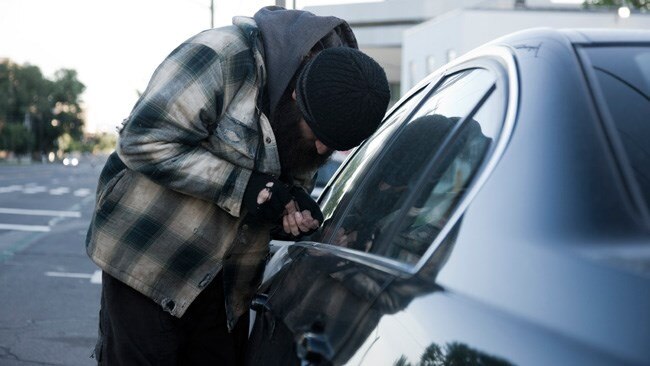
[582,46,650,208]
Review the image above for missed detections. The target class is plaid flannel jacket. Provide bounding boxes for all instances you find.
[86,17,285,330]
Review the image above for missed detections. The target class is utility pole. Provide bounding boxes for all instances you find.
[210,0,214,28]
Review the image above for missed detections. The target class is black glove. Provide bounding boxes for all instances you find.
[290,186,324,230]
[243,172,291,223]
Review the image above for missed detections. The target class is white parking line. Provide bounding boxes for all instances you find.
[49,187,71,195]
[0,223,50,232]
[0,185,23,193]
[0,185,94,197]
[45,272,92,279]
[23,186,47,194]
[45,270,102,284]
[73,188,91,197]
[0,207,81,218]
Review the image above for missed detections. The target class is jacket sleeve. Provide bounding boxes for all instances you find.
[116,42,252,217]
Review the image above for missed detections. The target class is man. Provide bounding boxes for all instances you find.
[85,6,390,366]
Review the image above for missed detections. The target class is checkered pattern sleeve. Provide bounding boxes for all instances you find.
[116,41,252,217]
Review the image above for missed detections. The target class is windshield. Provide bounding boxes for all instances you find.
[582,45,650,209]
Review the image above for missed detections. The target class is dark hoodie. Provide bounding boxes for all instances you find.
[253,6,358,116]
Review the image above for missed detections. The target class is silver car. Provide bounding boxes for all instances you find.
[247,28,650,366]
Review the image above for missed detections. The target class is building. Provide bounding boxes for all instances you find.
[304,0,650,97]
[403,2,650,93]
[304,0,486,104]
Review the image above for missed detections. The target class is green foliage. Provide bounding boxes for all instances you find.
[394,355,413,366]
[420,343,445,366]
[392,341,515,366]
[0,59,85,157]
[57,133,74,153]
[55,131,116,154]
[92,133,118,153]
[51,69,85,141]
[583,0,650,10]
[0,123,34,155]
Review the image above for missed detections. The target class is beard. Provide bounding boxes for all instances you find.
[271,93,333,180]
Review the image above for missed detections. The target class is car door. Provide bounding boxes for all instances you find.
[247,53,510,366]
[246,82,431,366]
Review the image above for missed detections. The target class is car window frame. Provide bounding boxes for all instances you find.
[409,48,518,275]
[296,45,519,277]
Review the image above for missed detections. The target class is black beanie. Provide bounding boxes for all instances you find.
[295,47,390,151]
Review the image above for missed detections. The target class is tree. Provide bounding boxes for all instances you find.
[443,342,514,366]
[583,0,650,10]
[93,133,117,153]
[0,59,85,158]
[419,343,445,366]
[51,69,85,141]
[0,123,33,155]
[394,355,413,366]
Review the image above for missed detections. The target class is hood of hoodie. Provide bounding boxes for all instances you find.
[253,6,358,116]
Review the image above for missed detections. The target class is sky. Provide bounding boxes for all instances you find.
[0,0,370,133]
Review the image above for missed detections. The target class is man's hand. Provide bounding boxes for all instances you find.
[282,200,321,236]
[279,187,324,237]
[333,227,357,247]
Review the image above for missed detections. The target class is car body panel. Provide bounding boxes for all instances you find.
[346,288,633,366]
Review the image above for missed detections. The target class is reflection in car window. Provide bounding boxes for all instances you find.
[315,86,429,234]
[323,68,500,263]
[582,46,650,208]
[315,160,341,187]
[410,69,496,124]
[386,102,497,263]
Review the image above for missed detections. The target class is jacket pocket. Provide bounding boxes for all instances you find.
[96,168,128,211]
[208,114,258,167]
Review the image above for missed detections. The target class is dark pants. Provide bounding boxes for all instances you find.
[95,271,249,366]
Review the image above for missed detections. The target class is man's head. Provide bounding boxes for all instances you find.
[295,47,390,151]
[271,47,390,178]
[272,92,332,177]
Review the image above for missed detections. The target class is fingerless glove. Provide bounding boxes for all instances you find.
[243,172,291,223]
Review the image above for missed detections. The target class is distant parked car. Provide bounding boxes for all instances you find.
[247,28,650,366]
[62,156,79,167]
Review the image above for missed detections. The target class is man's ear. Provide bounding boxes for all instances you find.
[292,89,297,101]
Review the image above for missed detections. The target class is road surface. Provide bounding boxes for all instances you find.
[0,157,105,366]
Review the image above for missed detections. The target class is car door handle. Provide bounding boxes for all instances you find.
[296,328,333,366]
[250,293,270,313]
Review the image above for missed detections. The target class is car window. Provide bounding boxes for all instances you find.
[409,70,495,121]
[581,46,650,209]
[320,68,500,263]
[316,85,429,227]
[381,95,500,263]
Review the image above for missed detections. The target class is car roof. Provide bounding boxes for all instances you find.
[560,28,650,44]
[487,27,650,48]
